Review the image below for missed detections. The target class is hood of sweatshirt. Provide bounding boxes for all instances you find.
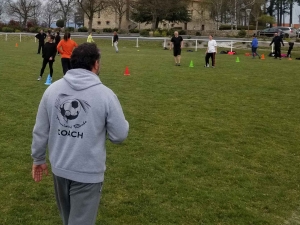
[63,69,102,91]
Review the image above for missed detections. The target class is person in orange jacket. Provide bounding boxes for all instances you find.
[57,32,78,74]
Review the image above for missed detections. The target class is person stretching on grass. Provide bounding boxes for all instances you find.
[251,34,261,59]
[31,43,129,225]
[37,35,56,82]
[57,32,78,74]
[204,35,217,68]
[170,31,183,66]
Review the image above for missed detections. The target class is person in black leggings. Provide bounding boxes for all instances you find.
[57,32,78,75]
[55,32,61,55]
[37,35,57,81]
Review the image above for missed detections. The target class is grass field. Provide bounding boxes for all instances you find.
[0,35,300,225]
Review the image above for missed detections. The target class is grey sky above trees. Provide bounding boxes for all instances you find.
[1,0,300,30]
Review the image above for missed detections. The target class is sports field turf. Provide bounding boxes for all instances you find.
[0,35,300,225]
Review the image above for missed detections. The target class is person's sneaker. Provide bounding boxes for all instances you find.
[212,66,215,68]
[175,63,178,66]
[177,63,180,66]
[37,76,42,81]
[279,58,282,60]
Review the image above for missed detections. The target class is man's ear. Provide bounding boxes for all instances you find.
[96,60,100,70]
[94,60,98,68]
[92,60,100,74]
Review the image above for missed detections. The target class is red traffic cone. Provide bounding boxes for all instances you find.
[124,66,130,76]
[15,43,18,47]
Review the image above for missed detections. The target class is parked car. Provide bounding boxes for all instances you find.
[257,28,284,37]
[275,27,297,38]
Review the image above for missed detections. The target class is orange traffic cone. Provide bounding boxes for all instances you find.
[261,54,265,60]
[15,43,18,47]
[124,66,130,76]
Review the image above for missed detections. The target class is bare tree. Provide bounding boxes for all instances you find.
[250,0,264,32]
[192,1,213,31]
[217,0,255,31]
[77,0,108,33]
[32,0,42,25]
[55,0,76,28]
[5,0,41,28]
[42,0,60,28]
[0,0,5,20]
[108,0,127,30]
[200,0,224,30]
[131,0,189,30]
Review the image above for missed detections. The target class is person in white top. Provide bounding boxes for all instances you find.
[205,35,217,68]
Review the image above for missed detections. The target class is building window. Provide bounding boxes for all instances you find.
[97,21,101,25]
[106,21,110,25]
[98,10,100,18]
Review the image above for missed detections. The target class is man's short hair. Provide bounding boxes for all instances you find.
[71,43,101,71]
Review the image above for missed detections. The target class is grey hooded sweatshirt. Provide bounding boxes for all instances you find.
[31,69,129,183]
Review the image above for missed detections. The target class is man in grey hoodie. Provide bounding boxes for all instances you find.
[31,43,129,225]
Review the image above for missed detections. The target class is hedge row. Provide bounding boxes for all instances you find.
[219,25,265,30]
[0,26,64,33]
[139,29,187,37]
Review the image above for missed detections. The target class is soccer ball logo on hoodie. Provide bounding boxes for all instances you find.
[60,99,81,122]
[55,94,91,128]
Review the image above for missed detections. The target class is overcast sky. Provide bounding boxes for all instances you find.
[2,2,300,26]
[288,3,300,24]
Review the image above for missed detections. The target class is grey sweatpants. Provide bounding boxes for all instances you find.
[53,174,103,225]
[114,41,118,52]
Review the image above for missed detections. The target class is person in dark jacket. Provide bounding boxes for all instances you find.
[37,35,57,82]
[270,33,284,59]
[113,31,119,53]
[170,31,183,66]
[35,30,47,54]
[55,32,61,55]
[287,42,294,58]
